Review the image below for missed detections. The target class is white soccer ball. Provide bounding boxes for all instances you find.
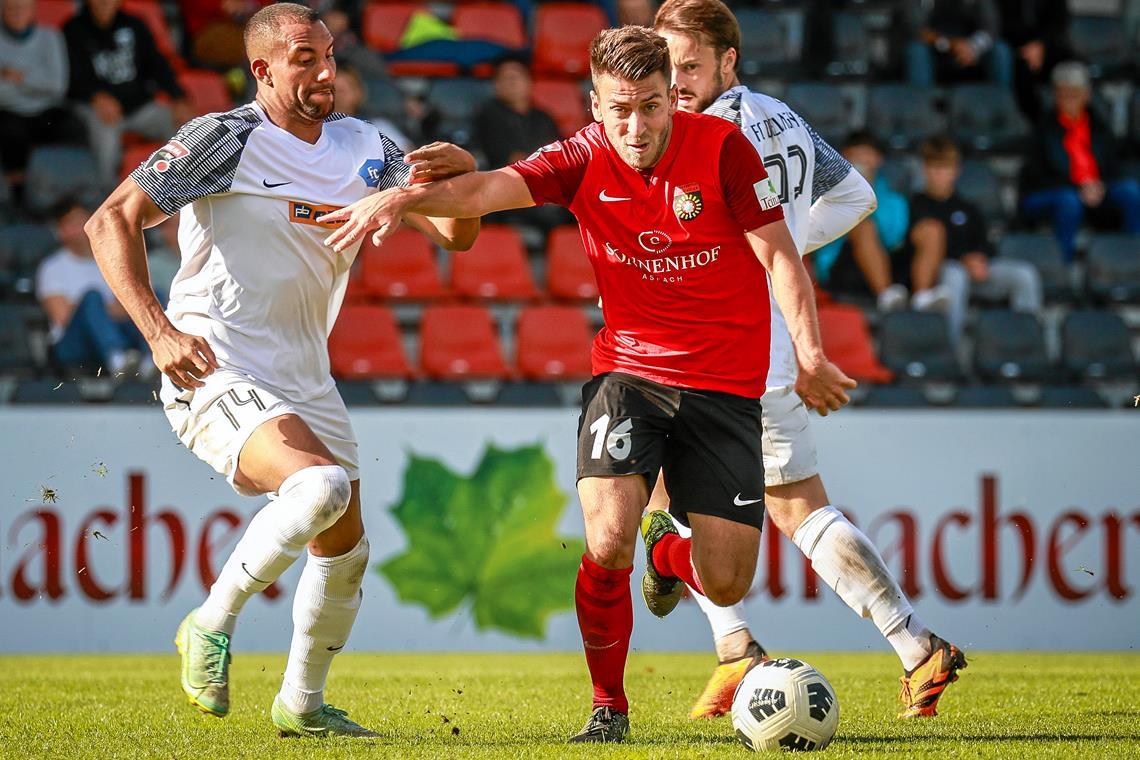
[731,657,839,752]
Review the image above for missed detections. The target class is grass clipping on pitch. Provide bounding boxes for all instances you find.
[1,652,1139,758]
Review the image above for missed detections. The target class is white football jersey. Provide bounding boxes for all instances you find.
[705,86,853,390]
[131,102,410,402]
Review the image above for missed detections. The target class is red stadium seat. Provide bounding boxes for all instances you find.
[122,0,185,71]
[178,69,233,116]
[817,303,894,383]
[451,225,538,299]
[516,305,593,380]
[35,0,75,27]
[119,141,164,180]
[546,226,597,301]
[419,304,509,379]
[361,2,422,53]
[357,226,449,300]
[453,3,526,49]
[328,304,413,379]
[532,79,591,137]
[533,3,608,78]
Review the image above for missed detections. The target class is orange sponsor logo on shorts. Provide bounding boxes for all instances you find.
[288,201,346,227]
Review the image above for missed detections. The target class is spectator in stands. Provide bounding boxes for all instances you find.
[36,199,154,377]
[906,0,1012,88]
[0,0,82,197]
[64,0,194,189]
[996,0,1071,120]
[332,64,413,151]
[472,58,560,169]
[912,137,1042,341]
[183,0,271,71]
[1019,62,1140,262]
[815,132,951,314]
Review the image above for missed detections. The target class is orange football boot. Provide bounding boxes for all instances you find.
[898,635,967,718]
[689,640,768,719]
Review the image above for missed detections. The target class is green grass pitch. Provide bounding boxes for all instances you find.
[2,652,1138,758]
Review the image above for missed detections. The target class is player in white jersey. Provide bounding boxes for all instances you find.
[651,0,966,720]
[84,4,479,737]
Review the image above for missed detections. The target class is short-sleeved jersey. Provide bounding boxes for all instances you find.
[513,110,784,398]
[706,86,854,390]
[130,102,409,402]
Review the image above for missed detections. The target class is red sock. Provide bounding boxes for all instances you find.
[651,533,705,595]
[575,555,633,714]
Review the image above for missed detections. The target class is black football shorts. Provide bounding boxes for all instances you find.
[576,371,766,529]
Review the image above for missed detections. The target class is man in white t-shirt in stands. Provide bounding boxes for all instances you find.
[36,198,154,376]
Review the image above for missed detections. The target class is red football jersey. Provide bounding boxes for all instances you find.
[512,110,783,397]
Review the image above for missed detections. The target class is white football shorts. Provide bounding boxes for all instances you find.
[760,385,819,486]
[161,370,359,496]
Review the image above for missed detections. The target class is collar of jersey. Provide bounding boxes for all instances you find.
[249,100,330,152]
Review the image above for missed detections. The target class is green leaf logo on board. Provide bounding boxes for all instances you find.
[378,444,585,639]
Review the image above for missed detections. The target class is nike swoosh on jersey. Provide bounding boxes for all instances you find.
[599,189,631,202]
[733,493,763,506]
[262,179,292,188]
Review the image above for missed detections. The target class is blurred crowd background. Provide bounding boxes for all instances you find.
[0,0,1138,408]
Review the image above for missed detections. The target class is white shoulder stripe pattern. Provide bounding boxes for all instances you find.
[806,121,852,204]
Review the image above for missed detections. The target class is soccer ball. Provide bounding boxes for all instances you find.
[731,657,839,752]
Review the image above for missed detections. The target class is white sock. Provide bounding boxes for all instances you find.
[694,593,749,648]
[278,536,370,715]
[195,465,351,635]
[885,613,934,672]
[792,506,930,669]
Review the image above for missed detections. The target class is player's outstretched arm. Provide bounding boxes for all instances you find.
[85,180,218,389]
[747,219,856,415]
[804,169,877,254]
[321,168,535,254]
[402,142,482,251]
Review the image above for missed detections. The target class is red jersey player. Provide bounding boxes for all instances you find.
[323,26,854,743]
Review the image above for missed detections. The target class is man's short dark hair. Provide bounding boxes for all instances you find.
[920,135,960,164]
[50,197,92,222]
[589,26,671,87]
[243,2,320,59]
[842,130,882,154]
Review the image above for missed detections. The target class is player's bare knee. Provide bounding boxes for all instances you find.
[703,572,752,607]
[586,531,636,569]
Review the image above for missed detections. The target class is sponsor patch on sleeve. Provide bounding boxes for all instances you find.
[753,178,781,211]
[144,139,189,174]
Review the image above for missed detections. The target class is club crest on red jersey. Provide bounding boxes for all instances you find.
[672,183,703,221]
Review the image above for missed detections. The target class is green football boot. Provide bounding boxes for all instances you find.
[272,696,380,738]
[174,608,231,717]
[568,706,630,743]
[640,510,684,618]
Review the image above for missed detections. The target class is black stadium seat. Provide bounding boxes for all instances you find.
[953,385,1016,407]
[1068,15,1130,79]
[997,233,1072,302]
[0,223,58,296]
[736,9,800,77]
[825,12,870,78]
[877,311,961,382]
[1086,234,1140,304]
[948,84,1027,153]
[24,146,102,214]
[0,303,37,375]
[973,310,1051,383]
[361,78,407,125]
[427,78,494,146]
[784,82,852,146]
[956,159,1005,222]
[1061,310,1137,381]
[867,84,941,150]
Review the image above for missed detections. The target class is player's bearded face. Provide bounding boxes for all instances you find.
[661,31,735,114]
[274,23,337,122]
[591,73,677,170]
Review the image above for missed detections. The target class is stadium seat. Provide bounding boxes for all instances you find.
[427,78,495,144]
[178,69,233,117]
[1068,15,1129,78]
[532,79,590,138]
[495,381,562,406]
[419,304,509,379]
[997,233,1072,302]
[361,78,407,124]
[955,160,1005,222]
[451,225,538,299]
[533,3,608,79]
[952,385,1016,407]
[735,9,799,78]
[0,223,59,295]
[546,226,597,300]
[817,303,893,383]
[860,385,927,407]
[328,304,413,379]
[877,311,960,382]
[825,12,870,78]
[404,380,470,405]
[784,82,852,146]
[361,2,422,53]
[122,0,184,71]
[35,0,75,27]
[973,310,1051,383]
[453,3,526,49]
[1037,386,1108,409]
[0,304,36,375]
[119,141,164,181]
[356,226,448,300]
[515,305,593,380]
[24,146,101,215]
[867,84,941,150]
[948,84,1027,153]
[1061,310,1137,381]
[1086,234,1140,304]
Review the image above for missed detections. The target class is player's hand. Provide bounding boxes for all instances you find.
[405,142,476,184]
[795,359,856,416]
[321,188,408,252]
[150,327,218,389]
